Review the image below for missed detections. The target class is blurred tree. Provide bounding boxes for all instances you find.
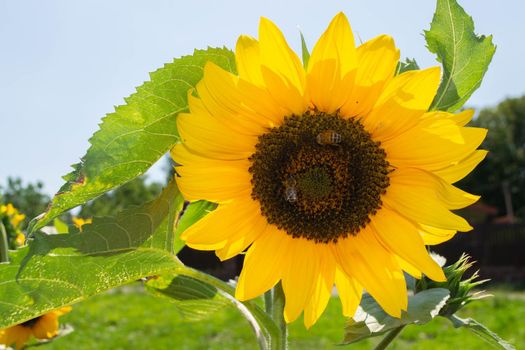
[77,176,162,218]
[0,177,50,226]
[461,96,525,221]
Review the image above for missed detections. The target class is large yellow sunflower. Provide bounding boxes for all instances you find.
[171,13,487,328]
[0,307,71,349]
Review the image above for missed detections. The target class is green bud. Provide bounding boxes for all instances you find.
[417,254,489,317]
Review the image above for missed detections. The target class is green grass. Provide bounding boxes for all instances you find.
[39,286,523,350]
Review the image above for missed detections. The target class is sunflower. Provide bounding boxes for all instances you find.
[171,13,486,327]
[0,307,71,349]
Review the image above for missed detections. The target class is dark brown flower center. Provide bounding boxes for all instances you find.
[249,111,390,243]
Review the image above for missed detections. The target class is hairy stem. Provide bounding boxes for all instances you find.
[270,283,287,350]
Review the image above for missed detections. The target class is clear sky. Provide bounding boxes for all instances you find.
[1,0,524,195]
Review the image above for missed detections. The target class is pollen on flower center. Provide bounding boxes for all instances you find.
[295,167,333,200]
[249,111,390,243]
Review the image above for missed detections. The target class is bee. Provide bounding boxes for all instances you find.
[316,130,342,145]
[285,186,298,202]
[284,178,298,203]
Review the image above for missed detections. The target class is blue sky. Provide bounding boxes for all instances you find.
[1,0,524,195]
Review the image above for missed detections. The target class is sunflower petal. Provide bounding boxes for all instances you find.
[371,208,446,282]
[334,267,362,317]
[215,207,268,261]
[419,224,457,245]
[173,144,252,203]
[334,230,407,317]
[236,35,264,86]
[384,168,475,231]
[259,17,308,115]
[363,67,441,141]
[181,198,265,254]
[281,238,320,323]
[307,12,357,113]
[341,34,399,118]
[236,226,290,300]
[383,115,487,172]
[197,63,279,135]
[303,248,336,328]
[177,94,257,160]
[434,150,488,184]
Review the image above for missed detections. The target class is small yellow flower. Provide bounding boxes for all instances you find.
[15,233,25,247]
[11,214,25,228]
[5,204,16,216]
[0,307,72,349]
[72,217,93,231]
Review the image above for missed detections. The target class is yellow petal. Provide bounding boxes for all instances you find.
[396,256,422,279]
[259,17,308,115]
[173,144,252,203]
[182,198,265,254]
[307,12,357,113]
[334,230,407,317]
[281,238,320,323]
[363,67,441,141]
[177,94,257,160]
[423,109,474,127]
[197,63,273,135]
[384,168,475,231]
[370,208,446,282]
[53,306,72,316]
[236,226,290,300]
[341,34,399,118]
[32,314,59,339]
[303,248,336,328]
[334,267,362,317]
[434,150,488,184]
[215,206,268,261]
[236,35,264,86]
[383,115,487,172]
[419,224,457,245]
[4,326,31,349]
[450,109,475,126]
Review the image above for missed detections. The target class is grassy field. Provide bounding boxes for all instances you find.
[38,286,523,350]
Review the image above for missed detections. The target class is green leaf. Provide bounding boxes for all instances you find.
[53,218,69,233]
[396,58,420,75]
[300,32,310,69]
[173,200,217,254]
[0,179,184,328]
[342,288,450,344]
[146,266,278,350]
[449,315,516,350]
[31,47,236,232]
[145,271,229,321]
[425,0,496,112]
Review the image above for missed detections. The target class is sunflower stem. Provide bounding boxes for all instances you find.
[264,289,273,315]
[374,326,405,350]
[0,222,9,263]
[269,282,288,350]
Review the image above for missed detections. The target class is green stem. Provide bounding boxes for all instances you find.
[264,289,273,315]
[270,283,287,350]
[374,326,405,350]
[0,222,9,263]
